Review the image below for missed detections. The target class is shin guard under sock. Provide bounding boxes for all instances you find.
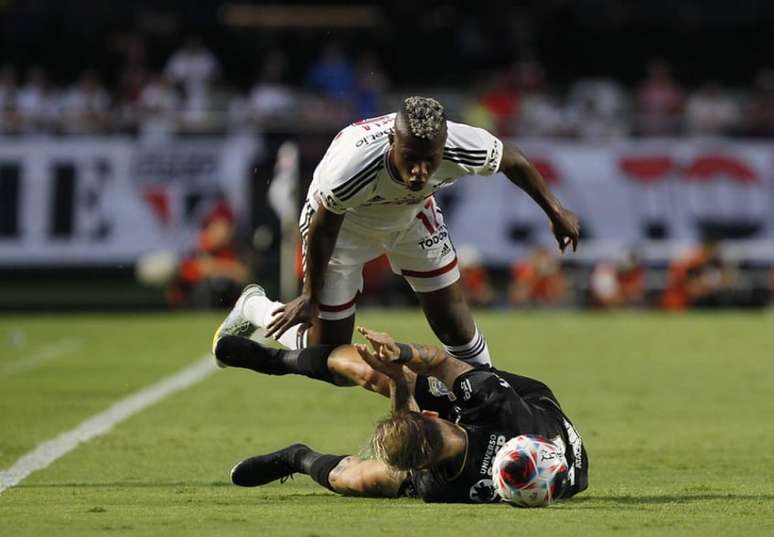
[215,336,338,385]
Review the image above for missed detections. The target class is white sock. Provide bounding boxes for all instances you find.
[274,323,307,350]
[241,294,278,327]
[444,326,491,367]
[241,295,308,350]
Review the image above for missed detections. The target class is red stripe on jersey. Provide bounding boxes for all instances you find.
[401,258,458,278]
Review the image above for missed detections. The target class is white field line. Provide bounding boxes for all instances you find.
[0,355,217,495]
[0,339,83,377]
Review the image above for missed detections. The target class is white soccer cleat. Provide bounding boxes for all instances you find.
[211,284,267,366]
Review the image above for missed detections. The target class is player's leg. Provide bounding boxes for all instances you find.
[231,212,377,350]
[227,289,355,349]
[415,280,491,366]
[214,335,407,396]
[387,197,492,368]
[306,315,355,346]
[230,444,407,498]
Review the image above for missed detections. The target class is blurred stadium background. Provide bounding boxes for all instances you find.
[2,0,774,312]
[2,3,774,534]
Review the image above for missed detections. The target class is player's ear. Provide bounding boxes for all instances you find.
[421,410,440,419]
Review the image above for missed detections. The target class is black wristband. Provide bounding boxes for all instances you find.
[396,343,413,364]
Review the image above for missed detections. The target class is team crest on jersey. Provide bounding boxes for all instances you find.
[469,478,499,503]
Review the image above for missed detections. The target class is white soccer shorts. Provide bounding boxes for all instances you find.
[299,198,460,320]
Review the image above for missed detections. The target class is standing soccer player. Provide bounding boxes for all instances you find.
[214,97,579,369]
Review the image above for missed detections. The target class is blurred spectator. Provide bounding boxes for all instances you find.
[684,83,741,135]
[517,95,565,137]
[746,68,774,137]
[247,51,296,127]
[0,66,18,132]
[306,43,356,101]
[567,77,630,139]
[508,246,568,307]
[165,36,219,129]
[636,59,684,135]
[457,245,495,307]
[15,67,59,133]
[590,252,646,308]
[60,70,111,134]
[462,83,497,133]
[167,202,249,308]
[476,66,521,137]
[165,35,219,96]
[138,74,180,138]
[513,60,568,138]
[661,243,737,311]
[353,51,389,119]
[115,32,149,107]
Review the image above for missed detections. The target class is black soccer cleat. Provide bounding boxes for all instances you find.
[230,443,310,487]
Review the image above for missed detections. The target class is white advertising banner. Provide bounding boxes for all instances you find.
[443,139,774,265]
[0,136,260,266]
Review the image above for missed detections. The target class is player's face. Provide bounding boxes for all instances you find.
[390,133,444,192]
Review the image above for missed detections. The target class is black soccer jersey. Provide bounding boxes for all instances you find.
[410,369,589,504]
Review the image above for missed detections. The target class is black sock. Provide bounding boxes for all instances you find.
[282,345,338,385]
[215,336,288,374]
[308,454,348,492]
[215,336,338,385]
[287,445,346,491]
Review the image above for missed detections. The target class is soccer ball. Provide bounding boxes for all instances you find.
[492,434,569,507]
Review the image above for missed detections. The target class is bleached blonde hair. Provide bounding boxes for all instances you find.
[401,96,446,140]
[370,411,443,470]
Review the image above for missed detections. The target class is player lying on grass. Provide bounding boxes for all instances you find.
[214,327,588,504]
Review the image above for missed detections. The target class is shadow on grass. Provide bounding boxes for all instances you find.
[19,481,233,488]
[571,494,774,505]
[17,485,774,507]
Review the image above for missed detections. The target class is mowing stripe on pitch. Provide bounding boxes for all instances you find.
[0,355,217,494]
[0,339,83,377]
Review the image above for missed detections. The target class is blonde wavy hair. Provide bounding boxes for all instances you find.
[370,411,443,471]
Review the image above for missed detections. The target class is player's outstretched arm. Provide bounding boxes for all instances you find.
[499,144,580,253]
[356,326,473,392]
[327,456,408,498]
[266,206,344,338]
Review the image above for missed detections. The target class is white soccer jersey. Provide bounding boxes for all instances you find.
[306,113,504,233]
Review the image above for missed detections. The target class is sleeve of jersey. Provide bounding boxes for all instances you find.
[444,124,504,177]
[313,149,383,214]
[451,369,529,425]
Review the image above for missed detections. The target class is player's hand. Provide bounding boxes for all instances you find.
[353,341,405,380]
[356,326,400,362]
[550,207,580,253]
[265,294,318,338]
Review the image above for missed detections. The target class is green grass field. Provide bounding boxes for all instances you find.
[1,310,773,536]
